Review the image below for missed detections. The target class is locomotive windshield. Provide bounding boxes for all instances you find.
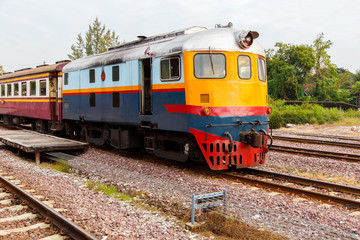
[194,53,226,79]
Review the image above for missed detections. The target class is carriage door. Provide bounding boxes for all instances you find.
[49,76,58,121]
[140,58,152,115]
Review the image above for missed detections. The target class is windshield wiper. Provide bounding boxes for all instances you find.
[209,46,215,75]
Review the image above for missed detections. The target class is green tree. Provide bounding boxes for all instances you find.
[266,43,315,99]
[0,65,4,75]
[353,70,360,82]
[267,33,357,104]
[268,63,298,99]
[313,33,335,78]
[336,67,355,89]
[308,33,343,101]
[351,70,360,105]
[351,81,360,95]
[69,33,85,60]
[68,17,120,60]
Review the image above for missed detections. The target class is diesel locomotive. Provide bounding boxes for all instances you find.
[0,24,271,170]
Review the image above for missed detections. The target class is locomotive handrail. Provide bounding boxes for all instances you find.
[224,132,233,154]
[259,129,273,149]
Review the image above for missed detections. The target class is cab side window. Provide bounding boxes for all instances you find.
[160,57,180,81]
[258,57,267,82]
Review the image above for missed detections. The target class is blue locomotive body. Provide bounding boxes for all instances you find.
[62,26,271,170]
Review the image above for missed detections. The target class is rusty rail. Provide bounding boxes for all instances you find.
[243,168,360,195]
[272,135,360,149]
[270,145,360,163]
[0,174,98,240]
[218,171,360,209]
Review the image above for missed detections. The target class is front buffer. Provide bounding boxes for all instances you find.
[190,126,271,170]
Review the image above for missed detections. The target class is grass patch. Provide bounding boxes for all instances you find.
[339,116,360,125]
[195,212,286,240]
[269,99,360,129]
[41,161,70,173]
[54,161,70,173]
[85,180,135,202]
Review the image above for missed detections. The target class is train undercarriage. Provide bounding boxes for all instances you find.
[0,114,204,163]
[0,114,268,170]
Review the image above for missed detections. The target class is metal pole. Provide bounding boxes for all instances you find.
[191,194,195,225]
[223,190,227,215]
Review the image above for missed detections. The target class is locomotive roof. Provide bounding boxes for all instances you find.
[0,61,69,80]
[63,26,265,72]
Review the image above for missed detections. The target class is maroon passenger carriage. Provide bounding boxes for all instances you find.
[0,61,69,132]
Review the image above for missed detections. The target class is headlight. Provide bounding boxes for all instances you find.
[234,30,259,49]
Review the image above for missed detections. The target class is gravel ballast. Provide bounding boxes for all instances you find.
[0,124,359,239]
[0,151,200,240]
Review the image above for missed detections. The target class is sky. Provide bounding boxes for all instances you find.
[0,0,359,73]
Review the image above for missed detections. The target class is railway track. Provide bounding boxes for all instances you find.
[0,171,97,240]
[45,150,360,209]
[270,145,360,163]
[272,135,360,149]
[277,132,360,143]
[217,168,360,209]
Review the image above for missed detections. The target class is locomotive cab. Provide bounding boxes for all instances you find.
[180,28,271,170]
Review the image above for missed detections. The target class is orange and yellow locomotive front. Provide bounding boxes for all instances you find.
[181,50,271,170]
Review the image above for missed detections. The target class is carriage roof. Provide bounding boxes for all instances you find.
[0,61,69,81]
[63,26,265,72]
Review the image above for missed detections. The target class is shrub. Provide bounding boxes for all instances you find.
[269,100,360,128]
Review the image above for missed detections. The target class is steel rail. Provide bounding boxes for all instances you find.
[278,132,360,143]
[0,174,98,240]
[272,136,360,149]
[218,172,360,209]
[243,168,360,195]
[270,145,360,163]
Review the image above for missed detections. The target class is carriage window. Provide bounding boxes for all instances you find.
[194,53,226,79]
[238,55,251,79]
[14,83,19,96]
[64,73,69,85]
[160,57,180,81]
[30,81,36,96]
[89,69,95,83]
[7,84,12,96]
[112,92,120,107]
[112,66,119,82]
[21,82,27,96]
[39,80,46,96]
[1,85,4,97]
[258,57,267,82]
[89,93,95,107]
